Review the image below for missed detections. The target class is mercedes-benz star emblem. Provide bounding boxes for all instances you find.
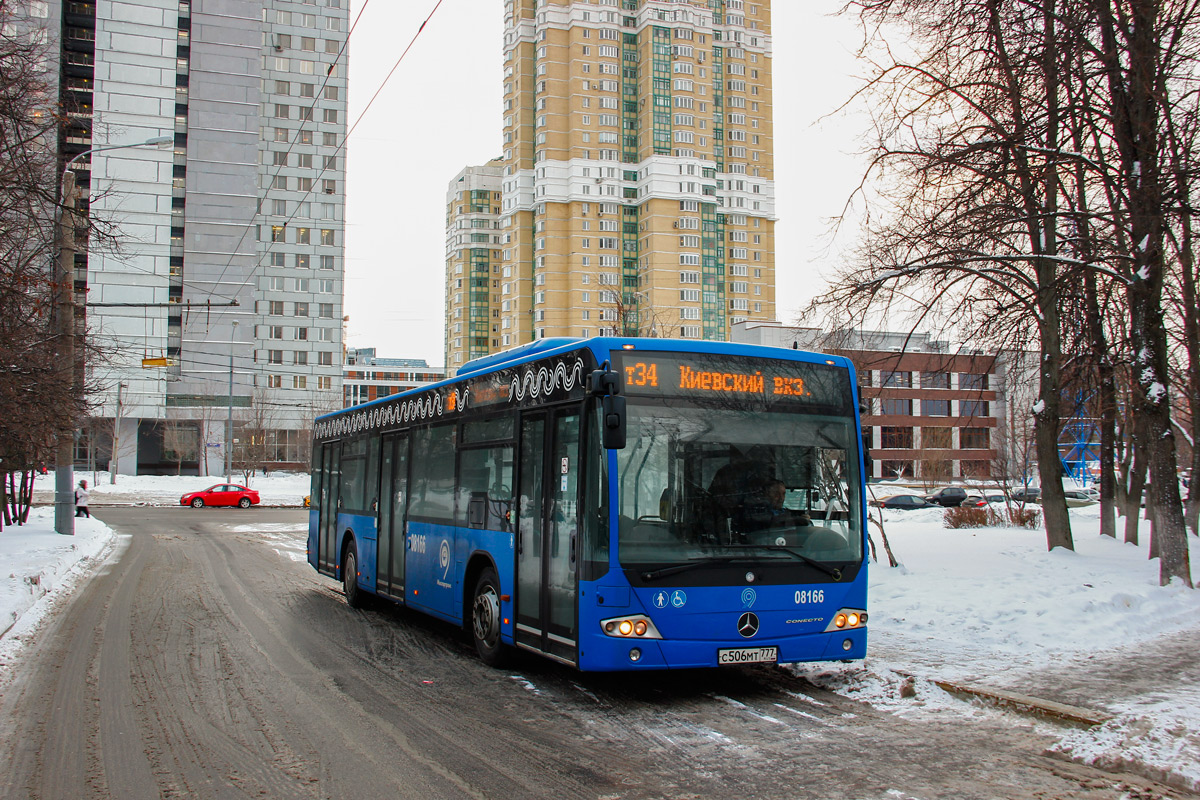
[737,612,760,638]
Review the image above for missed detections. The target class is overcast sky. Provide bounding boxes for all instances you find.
[343,0,867,367]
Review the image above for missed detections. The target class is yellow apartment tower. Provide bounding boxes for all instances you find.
[446,0,775,369]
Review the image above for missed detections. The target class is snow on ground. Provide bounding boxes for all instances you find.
[0,507,118,669]
[790,502,1200,792]
[30,470,311,507]
[3,478,1200,789]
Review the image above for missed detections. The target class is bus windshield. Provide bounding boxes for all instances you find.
[615,400,863,581]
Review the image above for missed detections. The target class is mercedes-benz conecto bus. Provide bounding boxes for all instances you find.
[308,337,867,671]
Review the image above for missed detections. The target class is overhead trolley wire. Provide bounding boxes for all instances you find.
[189,0,446,313]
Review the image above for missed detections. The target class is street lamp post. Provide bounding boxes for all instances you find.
[226,320,238,482]
[53,135,173,536]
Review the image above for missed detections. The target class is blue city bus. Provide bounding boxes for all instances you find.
[308,337,868,671]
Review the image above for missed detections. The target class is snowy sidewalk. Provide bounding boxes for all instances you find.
[0,508,117,654]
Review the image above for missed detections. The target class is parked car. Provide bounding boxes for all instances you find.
[1010,486,1041,503]
[870,494,935,510]
[924,486,969,507]
[960,494,989,508]
[1034,489,1099,507]
[181,484,260,509]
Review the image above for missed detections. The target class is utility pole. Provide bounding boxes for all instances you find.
[111,382,125,484]
[54,171,77,535]
[52,136,173,533]
[225,320,238,482]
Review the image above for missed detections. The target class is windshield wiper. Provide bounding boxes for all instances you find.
[726,544,843,581]
[639,556,738,581]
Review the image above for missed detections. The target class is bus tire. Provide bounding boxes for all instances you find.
[471,567,506,666]
[342,539,363,608]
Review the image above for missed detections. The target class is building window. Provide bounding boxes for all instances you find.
[319,351,333,366]
[268,374,282,388]
[922,427,953,449]
[882,370,912,388]
[319,303,334,318]
[268,300,284,315]
[297,227,311,244]
[960,427,990,449]
[879,398,912,416]
[880,426,914,449]
[268,350,283,365]
[881,460,914,479]
[959,400,990,417]
[320,229,335,246]
[960,460,991,478]
[921,371,950,389]
[959,373,989,390]
[921,398,951,416]
[295,301,309,316]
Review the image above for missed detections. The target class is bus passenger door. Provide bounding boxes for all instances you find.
[515,410,580,664]
[376,432,409,599]
[318,443,341,574]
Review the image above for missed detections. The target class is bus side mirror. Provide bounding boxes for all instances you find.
[602,395,627,449]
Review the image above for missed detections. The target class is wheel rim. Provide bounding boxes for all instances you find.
[239,498,250,508]
[473,583,500,649]
[192,499,202,507]
[344,552,356,593]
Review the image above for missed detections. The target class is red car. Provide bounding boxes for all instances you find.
[181,483,260,509]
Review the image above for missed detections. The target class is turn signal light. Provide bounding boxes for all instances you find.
[600,614,663,639]
[825,608,867,633]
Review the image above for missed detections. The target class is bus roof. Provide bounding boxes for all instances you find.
[317,336,856,423]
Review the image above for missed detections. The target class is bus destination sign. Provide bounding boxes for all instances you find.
[615,352,850,409]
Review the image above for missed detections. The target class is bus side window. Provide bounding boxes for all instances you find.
[458,444,514,530]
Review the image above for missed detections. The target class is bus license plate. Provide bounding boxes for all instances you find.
[717,646,779,665]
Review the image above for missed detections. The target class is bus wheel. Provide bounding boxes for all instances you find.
[342,540,363,608]
[471,567,506,666]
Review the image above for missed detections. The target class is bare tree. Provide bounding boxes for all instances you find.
[232,389,278,485]
[0,2,77,530]
[818,0,1080,550]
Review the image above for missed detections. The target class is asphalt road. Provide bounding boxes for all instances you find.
[0,507,1190,800]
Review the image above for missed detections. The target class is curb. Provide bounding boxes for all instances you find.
[928,677,1113,727]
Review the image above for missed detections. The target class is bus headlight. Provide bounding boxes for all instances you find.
[601,614,663,639]
[825,609,867,632]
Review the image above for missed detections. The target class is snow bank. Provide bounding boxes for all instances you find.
[0,507,117,668]
[802,503,1200,792]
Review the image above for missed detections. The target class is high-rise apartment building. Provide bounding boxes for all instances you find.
[446,0,775,369]
[445,162,504,365]
[51,0,347,474]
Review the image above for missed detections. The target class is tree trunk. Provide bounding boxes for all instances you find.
[1125,439,1147,545]
[1035,338,1073,551]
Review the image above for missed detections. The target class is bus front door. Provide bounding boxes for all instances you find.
[516,410,579,664]
[376,432,409,600]
[318,443,340,575]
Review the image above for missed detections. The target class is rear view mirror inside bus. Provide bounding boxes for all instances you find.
[602,394,627,449]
